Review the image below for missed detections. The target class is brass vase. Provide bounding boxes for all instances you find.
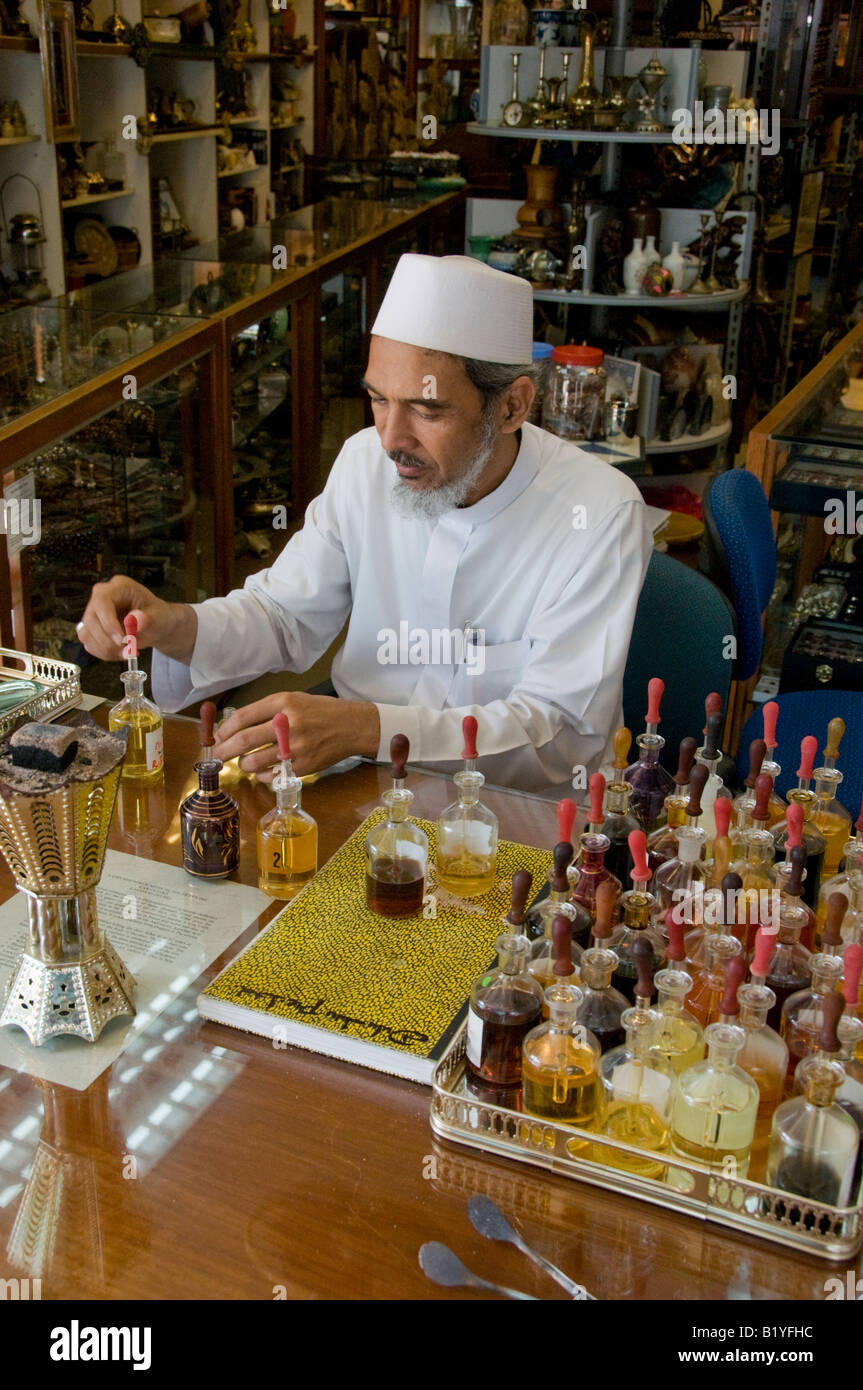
[569,18,603,128]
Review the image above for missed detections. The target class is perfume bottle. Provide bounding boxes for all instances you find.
[526,835,588,949]
[567,774,622,933]
[646,735,698,874]
[834,945,863,1194]
[180,701,239,879]
[435,716,498,897]
[650,824,707,942]
[602,727,640,885]
[811,717,852,880]
[687,930,743,1030]
[693,706,734,847]
[365,735,429,917]
[671,1022,760,1175]
[773,736,827,908]
[709,794,734,889]
[256,712,317,899]
[108,614,164,782]
[684,870,743,975]
[767,1054,859,1206]
[816,821,863,940]
[465,932,544,1089]
[730,736,766,832]
[721,929,789,1162]
[624,678,675,832]
[774,839,817,954]
[764,854,813,1033]
[651,916,705,1074]
[521,982,604,1132]
[759,699,788,827]
[529,867,585,993]
[781,952,845,1080]
[575,944,629,1053]
[608,830,666,1003]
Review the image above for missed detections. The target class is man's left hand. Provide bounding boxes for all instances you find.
[212,693,380,780]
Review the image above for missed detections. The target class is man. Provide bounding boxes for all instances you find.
[78,254,651,795]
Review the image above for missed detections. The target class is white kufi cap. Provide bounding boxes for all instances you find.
[371,253,533,364]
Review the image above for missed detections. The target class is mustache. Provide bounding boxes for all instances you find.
[388,450,428,469]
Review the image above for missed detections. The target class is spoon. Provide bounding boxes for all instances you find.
[467,1195,596,1300]
[418,1242,537,1300]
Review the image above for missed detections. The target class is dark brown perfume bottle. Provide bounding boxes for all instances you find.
[180,701,240,879]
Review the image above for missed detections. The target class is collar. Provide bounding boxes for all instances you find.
[447,426,540,530]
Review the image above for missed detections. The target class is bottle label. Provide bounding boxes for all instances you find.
[466,1007,484,1067]
[146,724,164,771]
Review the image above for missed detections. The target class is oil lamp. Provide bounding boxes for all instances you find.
[0,174,50,301]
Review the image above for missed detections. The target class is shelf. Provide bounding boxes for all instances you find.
[417,57,480,69]
[77,40,131,57]
[61,186,136,209]
[150,127,222,143]
[644,420,732,455]
[764,218,793,242]
[0,135,39,146]
[0,35,39,52]
[467,122,676,144]
[218,164,262,177]
[270,119,305,129]
[532,285,749,310]
[226,115,260,125]
[145,42,218,61]
[249,48,316,64]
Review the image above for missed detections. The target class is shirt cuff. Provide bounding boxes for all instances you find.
[375,702,423,764]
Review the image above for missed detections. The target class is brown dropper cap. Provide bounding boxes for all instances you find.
[823,892,847,950]
[390,734,409,778]
[824,717,845,761]
[721,871,743,928]
[674,737,698,787]
[818,990,844,1054]
[551,840,574,893]
[593,878,617,940]
[506,869,533,927]
[720,956,745,1017]
[786,844,806,898]
[686,763,709,818]
[633,934,654,1001]
[552,914,575,976]
[745,738,767,788]
[703,710,723,759]
[752,772,772,822]
[200,700,216,749]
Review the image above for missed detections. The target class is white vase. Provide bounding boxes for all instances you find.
[662,240,686,291]
[643,234,661,268]
[622,237,648,296]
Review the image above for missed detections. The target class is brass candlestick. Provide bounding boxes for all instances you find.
[688,213,712,295]
[569,16,603,128]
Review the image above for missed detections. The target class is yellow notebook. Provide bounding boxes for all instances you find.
[198,810,552,1084]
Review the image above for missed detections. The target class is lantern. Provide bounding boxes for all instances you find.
[0,173,50,301]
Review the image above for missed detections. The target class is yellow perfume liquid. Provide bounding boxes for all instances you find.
[813,809,852,879]
[435,852,497,897]
[108,705,164,782]
[594,1102,669,1178]
[522,1040,602,1129]
[651,1014,705,1075]
[257,814,318,899]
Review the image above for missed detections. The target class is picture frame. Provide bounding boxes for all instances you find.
[37,0,80,143]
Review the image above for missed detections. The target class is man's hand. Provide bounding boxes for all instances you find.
[213,692,381,779]
[77,576,198,664]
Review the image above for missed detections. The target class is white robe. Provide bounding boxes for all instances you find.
[152,422,652,796]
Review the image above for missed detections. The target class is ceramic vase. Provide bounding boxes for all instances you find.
[662,240,686,290]
[622,237,648,296]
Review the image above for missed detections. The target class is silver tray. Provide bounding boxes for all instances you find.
[0,648,81,741]
[431,1027,863,1263]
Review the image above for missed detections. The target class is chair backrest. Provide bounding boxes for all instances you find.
[623,550,736,770]
[736,690,863,818]
[702,469,777,681]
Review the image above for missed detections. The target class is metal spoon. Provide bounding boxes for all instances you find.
[418,1241,537,1300]
[467,1195,596,1300]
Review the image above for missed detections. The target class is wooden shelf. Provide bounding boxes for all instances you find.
[150,127,222,143]
[0,135,39,146]
[271,118,305,129]
[417,57,479,69]
[218,164,262,177]
[252,48,316,64]
[77,40,131,57]
[0,34,39,52]
[226,115,261,125]
[467,122,676,144]
[61,186,136,209]
[145,42,218,60]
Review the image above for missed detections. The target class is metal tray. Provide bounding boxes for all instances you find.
[0,649,81,742]
[431,1028,863,1263]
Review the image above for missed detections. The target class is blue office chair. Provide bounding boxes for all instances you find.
[623,550,737,770]
[702,469,777,681]
[736,690,863,818]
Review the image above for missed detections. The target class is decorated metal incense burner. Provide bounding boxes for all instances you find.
[0,715,136,1045]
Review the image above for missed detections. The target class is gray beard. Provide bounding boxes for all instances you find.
[389,415,498,520]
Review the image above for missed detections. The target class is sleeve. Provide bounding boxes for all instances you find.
[374,498,652,793]
[151,450,354,712]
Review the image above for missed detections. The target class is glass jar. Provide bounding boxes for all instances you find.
[542,344,607,442]
[528,340,554,424]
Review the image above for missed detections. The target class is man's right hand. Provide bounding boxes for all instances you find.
[77,576,198,664]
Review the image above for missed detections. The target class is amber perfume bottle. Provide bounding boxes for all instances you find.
[764,852,813,1033]
[651,916,705,1075]
[435,716,498,897]
[608,830,665,1003]
[624,678,675,832]
[773,736,827,909]
[365,735,428,917]
[687,930,743,1031]
[256,712,317,900]
[466,933,545,1090]
[521,982,603,1132]
[602,727,640,885]
[568,774,622,933]
[816,822,863,941]
[811,717,852,880]
[646,736,698,875]
[719,932,788,1163]
[108,614,164,783]
[180,701,240,879]
[781,952,845,1080]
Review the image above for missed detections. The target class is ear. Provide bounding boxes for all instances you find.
[498,375,535,434]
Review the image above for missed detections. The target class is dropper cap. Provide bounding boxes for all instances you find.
[687,763,709,819]
[822,892,846,953]
[720,955,746,1019]
[506,869,533,928]
[390,733,409,781]
[721,871,743,930]
[674,737,697,787]
[588,774,605,832]
[842,944,863,1010]
[665,911,686,963]
[818,990,844,1056]
[593,877,617,940]
[823,717,845,763]
[271,711,299,793]
[627,830,652,888]
[702,710,723,761]
[752,772,773,824]
[744,738,767,789]
[557,797,577,846]
[750,925,774,984]
[784,844,806,898]
[552,913,576,977]
[612,726,631,774]
[123,613,139,671]
[785,801,804,848]
[763,701,779,753]
[645,677,664,735]
[199,700,217,764]
[461,715,478,762]
[798,736,817,782]
[551,840,574,894]
[713,796,731,841]
[632,933,654,1005]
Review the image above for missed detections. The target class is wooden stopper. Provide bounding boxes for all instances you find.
[785,801,804,849]
[557,797,576,844]
[552,914,575,976]
[273,712,291,761]
[686,763,709,817]
[797,735,817,780]
[612,726,631,771]
[645,677,664,725]
[628,829,651,883]
[588,773,605,826]
[824,716,845,762]
[703,710,723,759]
[461,715,478,760]
[390,734,409,778]
[666,911,685,962]
[551,840,574,892]
[506,869,533,926]
[200,701,216,748]
[843,944,863,1005]
[720,956,745,1017]
[745,738,767,788]
[633,934,654,999]
[752,772,772,822]
[751,926,774,979]
[823,891,847,948]
[674,736,697,786]
[762,700,779,751]
[818,991,844,1054]
[786,844,806,897]
[713,796,731,839]
[593,878,617,940]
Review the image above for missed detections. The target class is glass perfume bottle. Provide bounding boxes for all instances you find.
[521,982,604,1132]
[764,855,813,1034]
[256,712,317,899]
[816,824,863,940]
[651,916,705,1074]
[693,706,734,847]
[108,614,164,782]
[365,734,429,917]
[526,835,588,950]
[465,932,544,1090]
[773,736,827,909]
[608,830,665,1003]
[646,735,698,874]
[671,1022,760,1176]
[529,878,585,994]
[575,944,628,1053]
[624,677,675,832]
[721,930,789,1165]
[708,794,734,889]
[683,870,743,975]
[435,716,498,897]
[730,736,766,832]
[834,945,863,1195]
[767,1055,859,1206]
[774,838,816,954]
[180,701,240,879]
[781,952,845,1080]
[650,824,707,942]
[811,717,852,880]
[602,726,640,886]
[568,774,622,934]
[687,930,743,1030]
[759,699,787,828]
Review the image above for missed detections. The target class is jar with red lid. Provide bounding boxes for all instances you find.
[542,344,607,442]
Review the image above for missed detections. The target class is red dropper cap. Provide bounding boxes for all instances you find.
[552,914,575,976]
[633,934,654,1000]
[665,910,685,963]
[785,801,804,849]
[751,926,774,979]
[593,878,617,940]
[506,869,533,926]
[588,773,605,826]
[819,991,844,1054]
[797,735,817,780]
[674,737,697,786]
[720,956,745,1017]
[645,678,664,725]
[843,944,863,1006]
[390,734,409,779]
[752,772,772,822]
[823,892,847,949]
[200,700,216,749]
[713,796,731,839]
[762,701,779,751]
[686,763,709,818]
[628,830,651,884]
[461,715,478,760]
[745,738,767,788]
[704,691,722,730]
[123,612,138,657]
[557,798,576,844]
[272,712,291,761]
